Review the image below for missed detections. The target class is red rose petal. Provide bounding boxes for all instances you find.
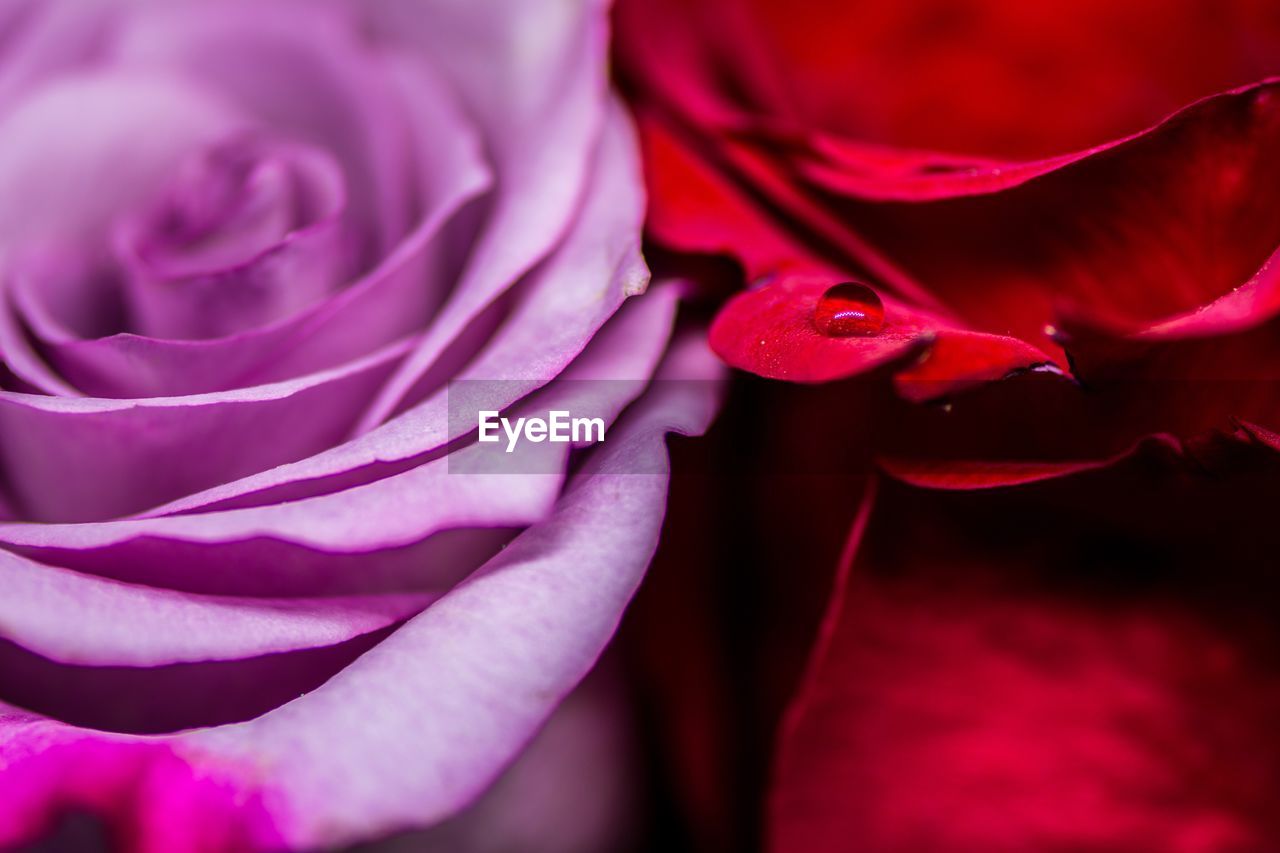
[708,273,932,383]
[638,112,813,279]
[772,474,1280,851]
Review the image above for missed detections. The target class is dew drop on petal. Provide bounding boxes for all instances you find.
[813,281,884,337]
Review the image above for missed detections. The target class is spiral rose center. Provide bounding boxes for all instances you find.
[114,135,354,340]
[131,137,343,278]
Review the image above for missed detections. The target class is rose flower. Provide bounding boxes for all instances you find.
[616,1,1280,850]
[0,1,718,850]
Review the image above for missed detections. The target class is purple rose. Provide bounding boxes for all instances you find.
[0,1,718,850]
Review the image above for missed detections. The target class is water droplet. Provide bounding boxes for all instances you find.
[813,281,884,337]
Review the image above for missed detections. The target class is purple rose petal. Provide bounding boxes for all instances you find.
[0,0,722,848]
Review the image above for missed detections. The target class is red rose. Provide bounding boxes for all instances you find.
[772,456,1280,852]
[618,0,1280,480]
[616,1,1280,850]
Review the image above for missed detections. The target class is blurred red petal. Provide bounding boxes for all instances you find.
[771,471,1280,851]
[638,112,813,279]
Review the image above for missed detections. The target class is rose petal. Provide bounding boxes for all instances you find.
[0,733,282,853]
[377,666,639,853]
[131,102,647,518]
[637,111,813,278]
[114,138,353,341]
[8,43,491,398]
[709,272,932,382]
[354,0,617,427]
[0,285,680,597]
[772,472,1280,851]
[116,1,417,254]
[0,337,412,521]
[0,71,243,250]
[676,81,1280,395]
[176,334,721,847]
[619,0,1280,161]
[796,82,1280,339]
[0,628,394,734]
[0,3,112,114]
[0,547,431,666]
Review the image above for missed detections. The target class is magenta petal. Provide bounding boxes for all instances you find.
[355,0,617,427]
[0,287,681,598]
[0,733,283,853]
[0,3,113,114]
[0,72,243,249]
[0,2,706,849]
[0,334,720,849]
[115,137,354,341]
[376,667,640,853]
[176,336,722,848]
[115,1,418,254]
[0,546,432,666]
[0,337,412,521]
[137,103,648,518]
[9,40,490,399]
